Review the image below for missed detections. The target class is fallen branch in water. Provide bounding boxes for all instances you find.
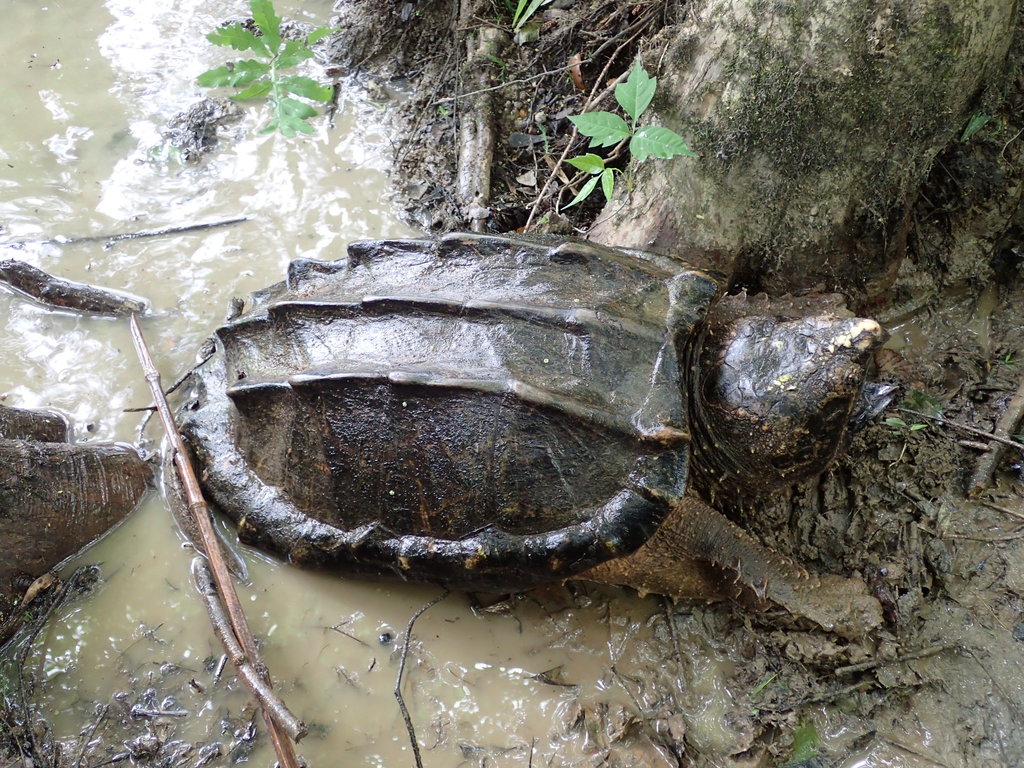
[192,558,305,740]
[128,314,305,768]
[395,590,450,768]
[968,373,1024,497]
[6,215,248,248]
[0,259,148,317]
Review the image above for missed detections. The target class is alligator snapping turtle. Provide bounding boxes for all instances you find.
[179,234,888,633]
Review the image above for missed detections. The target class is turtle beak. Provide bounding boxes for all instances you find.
[849,381,899,431]
[840,318,896,431]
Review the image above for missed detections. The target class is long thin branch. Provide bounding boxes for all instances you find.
[192,558,305,740]
[432,60,591,105]
[898,407,1024,452]
[128,314,304,768]
[5,216,248,249]
[0,259,148,317]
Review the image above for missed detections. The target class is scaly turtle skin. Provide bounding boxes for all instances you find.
[179,234,886,632]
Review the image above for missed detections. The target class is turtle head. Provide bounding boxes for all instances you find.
[690,313,888,495]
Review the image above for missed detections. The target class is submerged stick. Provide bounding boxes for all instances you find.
[7,216,249,248]
[128,314,304,767]
[395,590,450,768]
[192,558,305,740]
[0,259,148,317]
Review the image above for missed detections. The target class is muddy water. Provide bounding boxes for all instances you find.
[0,3,730,765]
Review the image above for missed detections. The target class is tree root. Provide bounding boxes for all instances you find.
[0,258,148,317]
[456,23,507,231]
[968,372,1024,496]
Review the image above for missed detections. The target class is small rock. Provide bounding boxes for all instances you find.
[516,171,537,187]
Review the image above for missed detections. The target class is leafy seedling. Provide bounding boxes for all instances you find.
[782,721,820,767]
[511,0,552,30]
[565,64,696,207]
[885,417,928,433]
[961,112,992,142]
[197,0,334,137]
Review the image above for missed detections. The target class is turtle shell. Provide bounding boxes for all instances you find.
[180,233,721,591]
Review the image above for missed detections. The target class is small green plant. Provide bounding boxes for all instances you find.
[565,64,697,207]
[884,416,928,433]
[511,0,552,30]
[961,112,992,142]
[781,721,820,767]
[750,671,779,698]
[197,0,334,137]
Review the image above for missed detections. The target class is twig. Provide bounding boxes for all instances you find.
[73,703,109,768]
[982,501,1024,522]
[457,25,506,231]
[4,216,249,248]
[968,373,1024,496]
[897,408,1024,452]
[917,523,1024,542]
[432,60,592,105]
[834,642,956,676]
[128,314,304,768]
[192,558,305,740]
[395,590,450,768]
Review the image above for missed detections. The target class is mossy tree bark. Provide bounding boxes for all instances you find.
[589,0,1019,296]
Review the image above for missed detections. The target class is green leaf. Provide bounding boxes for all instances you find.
[306,26,334,46]
[961,112,992,142]
[569,112,630,148]
[566,153,605,174]
[207,23,267,56]
[511,0,529,25]
[197,65,236,88]
[287,116,316,134]
[785,722,820,766]
[197,59,271,88]
[276,39,316,70]
[277,97,318,120]
[513,0,551,29]
[249,0,282,54]
[280,75,333,102]
[615,64,656,122]
[884,417,908,429]
[234,79,273,99]
[629,125,698,161]
[564,175,599,208]
[600,167,615,201]
[266,114,315,137]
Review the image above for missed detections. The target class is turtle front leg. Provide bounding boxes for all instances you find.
[578,497,882,639]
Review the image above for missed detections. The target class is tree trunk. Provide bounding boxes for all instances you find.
[589,0,1019,296]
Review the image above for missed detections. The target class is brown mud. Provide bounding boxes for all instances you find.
[322,1,1024,765]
